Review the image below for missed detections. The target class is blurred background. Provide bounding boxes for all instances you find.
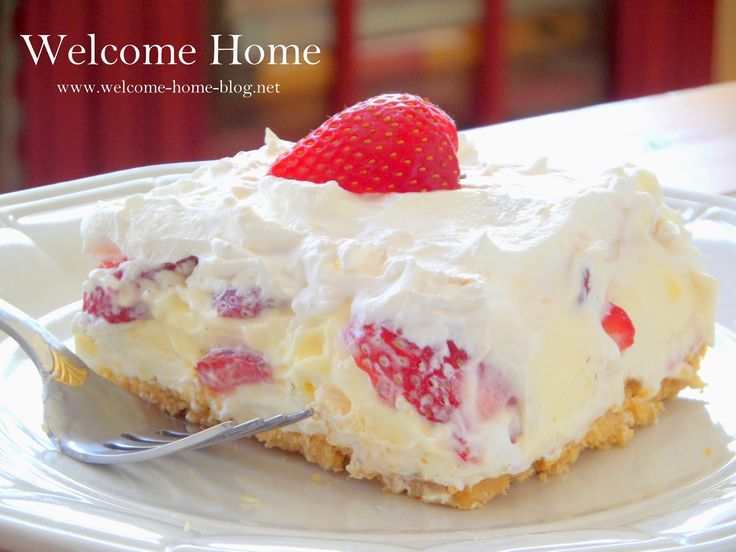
[1,0,734,192]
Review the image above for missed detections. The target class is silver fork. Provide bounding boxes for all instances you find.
[0,298,313,463]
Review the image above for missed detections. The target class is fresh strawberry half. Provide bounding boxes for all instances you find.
[601,303,635,352]
[343,323,465,423]
[213,287,274,319]
[195,347,272,393]
[269,93,460,194]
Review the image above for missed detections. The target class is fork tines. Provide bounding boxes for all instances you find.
[102,408,314,454]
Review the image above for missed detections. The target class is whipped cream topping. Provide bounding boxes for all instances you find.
[76,130,717,490]
[82,132,672,348]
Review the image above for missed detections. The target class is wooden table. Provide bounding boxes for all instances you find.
[467,82,736,196]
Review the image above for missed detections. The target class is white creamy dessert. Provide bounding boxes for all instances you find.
[73,95,717,508]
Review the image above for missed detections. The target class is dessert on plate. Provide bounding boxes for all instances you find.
[72,94,717,508]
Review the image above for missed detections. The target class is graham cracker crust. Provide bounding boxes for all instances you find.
[98,349,704,509]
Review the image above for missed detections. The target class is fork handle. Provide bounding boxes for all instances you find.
[0,298,67,379]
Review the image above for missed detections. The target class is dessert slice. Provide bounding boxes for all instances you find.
[73,94,717,508]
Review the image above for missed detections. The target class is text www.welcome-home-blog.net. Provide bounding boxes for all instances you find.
[56,79,281,98]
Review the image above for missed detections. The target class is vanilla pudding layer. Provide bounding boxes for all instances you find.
[72,132,717,493]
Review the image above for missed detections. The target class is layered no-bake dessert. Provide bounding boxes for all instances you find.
[73,94,717,508]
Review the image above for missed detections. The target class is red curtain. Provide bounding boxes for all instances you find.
[15,0,207,187]
[611,0,715,99]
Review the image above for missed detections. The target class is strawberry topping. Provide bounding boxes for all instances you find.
[601,303,635,352]
[343,323,465,423]
[213,287,274,319]
[269,93,460,194]
[195,348,272,393]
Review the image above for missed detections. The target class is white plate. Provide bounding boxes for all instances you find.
[1,166,736,551]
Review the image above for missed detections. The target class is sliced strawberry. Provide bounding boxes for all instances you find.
[455,436,479,463]
[507,397,522,443]
[83,256,197,324]
[84,258,141,322]
[195,348,272,393]
[343,323,464,423]
[602,303,635,352]
[476,364,516,421]
[453,365,520,462]
[213,287,274,319]
[82,286,149,324]
[577,268,591,303]
[96,257,127,280]
[97,258,125,270]
[140,255,198,280]
[269,93,460,194]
